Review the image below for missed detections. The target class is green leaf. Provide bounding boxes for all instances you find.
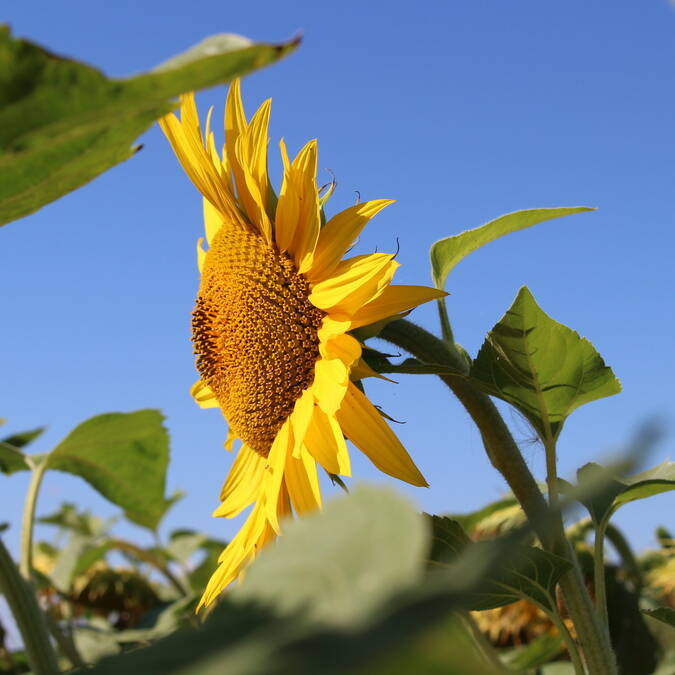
[233,485,429,626]
[567,458,675,526]
[49,532,91,592]
[470,286,621,442]
[430,207,594,290]
[46,410,170,530]
[0,441,30,475]
[0,26,298,227]
[187,538,228,594]
[428,516,571,612]
[165,530,208,566]
[0,426,44,449]
[37,502,114,536]
[444,496,521,536]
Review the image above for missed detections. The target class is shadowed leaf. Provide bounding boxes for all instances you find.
[0,26,298,226]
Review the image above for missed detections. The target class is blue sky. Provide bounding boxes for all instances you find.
[2,0,675,587]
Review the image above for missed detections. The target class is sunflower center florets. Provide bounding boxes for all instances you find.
[192,226,325,457]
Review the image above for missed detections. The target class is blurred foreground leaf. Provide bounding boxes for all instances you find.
[80,486,518,674]
[233,486,428,626]
[0,26,298,226]
[47,410,170,530]
[471,286,621,443]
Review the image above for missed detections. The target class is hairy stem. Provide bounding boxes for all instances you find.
[380,319,617,675]
[0,538,59,675]
[593,519,609,630]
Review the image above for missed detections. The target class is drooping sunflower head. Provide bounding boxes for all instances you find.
[160,80,446,608]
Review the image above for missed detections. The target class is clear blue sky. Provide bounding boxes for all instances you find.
[3,0,675,574]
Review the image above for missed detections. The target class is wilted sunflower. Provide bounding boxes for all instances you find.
[160,80,445,608]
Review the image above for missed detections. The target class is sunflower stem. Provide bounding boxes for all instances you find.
[379,319,618,675]
[20,458,48,580]
[0,537,59,674]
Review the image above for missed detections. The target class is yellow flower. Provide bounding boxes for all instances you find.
[160,80,445,609]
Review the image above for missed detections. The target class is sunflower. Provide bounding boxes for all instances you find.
[160,80,445,609]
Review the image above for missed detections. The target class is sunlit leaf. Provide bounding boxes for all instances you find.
[46,410,170,530]
[0,26,298,226]
[0,426,44,449]
[471,286,621,442]
[430,207,594,290]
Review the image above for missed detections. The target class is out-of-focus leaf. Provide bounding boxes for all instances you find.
[364,354,463,377]
[187,538,227,593]
[49,532,91,592]
[46,410,170,530]
[502,633,564,671]
[38,502,113,536]
[0,26,299,227]
[564,457,675,527]
[73,624,121,664]
[165,530,207,565]
[430,207,593,291]
[233,486,429,626]
[471,286,621,443]
[0,426,44,449]
[643,607,675,629]
[428,516,571,612]
[540,664,576,675]
[0,441,30,475]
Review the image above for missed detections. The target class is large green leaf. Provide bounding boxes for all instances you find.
[233,486,429,626]
[429,207,594,290]
[0,26,298,227]
[428,516,571,612]
[470,286,621,442]
[46,410,170,530]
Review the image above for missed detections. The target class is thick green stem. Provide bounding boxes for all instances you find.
[0,538,59,674]
[546,605,587,675]
[593,519,609,630]
[20,459,48,579]
[380,319,618,675]
[544,438,559,508]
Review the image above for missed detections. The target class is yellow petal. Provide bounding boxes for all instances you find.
[190,379,219,409]
[349,357,396,383]
[349,285,448,330]
[203,197,225,245]
[196,237,206,272]
[321,333,362,369]
[290,389,314,458]
[284,448,321,515]
[214,445,265,518]
[303,406,351,476]
[336,382,427,487]
[263,420,292,533]
[308,199,395,282]
[312,358,349,416]
[275,139,321,273]
[309,254,399,315]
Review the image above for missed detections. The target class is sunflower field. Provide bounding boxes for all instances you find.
[2,18,675,675]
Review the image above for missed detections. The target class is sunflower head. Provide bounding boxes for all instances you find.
[160,80,445,608]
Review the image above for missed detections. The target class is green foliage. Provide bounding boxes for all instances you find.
[429,206,594,291]
[233,486,428,626]
[45,411,170,530]
[642,607,675,629]
[502,634,564,672]
[0,26,298,227]
[428,516,572,612]
[0,426,43,474]
[564,458,675,527]
[471,286,621,443]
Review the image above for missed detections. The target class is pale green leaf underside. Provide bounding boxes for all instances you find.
[642,607,675,630]
[46,410,170,530]
[470,286,621,442]
[0,26,298,226]
[430,207,594,290]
